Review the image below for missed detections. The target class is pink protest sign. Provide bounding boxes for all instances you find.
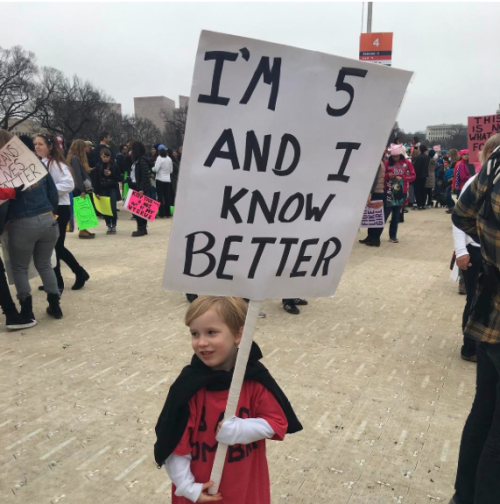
[124,190,160,221]
[468,114,500,164]
[433,145,441,152]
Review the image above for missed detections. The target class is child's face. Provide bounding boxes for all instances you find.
[190,309,242,372]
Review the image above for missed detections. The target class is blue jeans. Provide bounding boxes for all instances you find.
[7,213,59,299]
[100,188,118,228]
[453,342,500,504]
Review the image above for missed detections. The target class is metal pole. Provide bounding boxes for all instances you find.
[367,2,373,33]
[361,2,365,34]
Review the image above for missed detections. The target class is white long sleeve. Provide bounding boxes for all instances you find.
[215,416,275,446]
[452,174,479,258]
[153,157,172,182]
[43,159,75,206]
[164,453,203,503]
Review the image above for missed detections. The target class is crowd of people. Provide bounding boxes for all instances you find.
[2,124,500,504]
[0,129,182,330]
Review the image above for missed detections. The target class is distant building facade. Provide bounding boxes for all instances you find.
[7,119,48,137]
[179,95,190,109]
[426,124,465,142]
[134,96,175,132]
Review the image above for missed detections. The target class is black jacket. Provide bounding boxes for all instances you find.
[129,156,152,193]
[93,161,122,193]
[413,153,430,179]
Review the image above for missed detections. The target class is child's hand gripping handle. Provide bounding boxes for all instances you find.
[208,300,262,495]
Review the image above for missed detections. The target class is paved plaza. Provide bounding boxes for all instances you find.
[1,207,473,504]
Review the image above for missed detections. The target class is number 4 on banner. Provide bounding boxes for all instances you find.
[373,38,380,47]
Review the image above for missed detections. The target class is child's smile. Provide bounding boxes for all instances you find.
[190,308,242,371]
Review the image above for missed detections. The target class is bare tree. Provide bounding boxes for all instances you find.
[121,115,162,147]
[0,45,54,131]
[160,106,188,149]
[36,69,114,142]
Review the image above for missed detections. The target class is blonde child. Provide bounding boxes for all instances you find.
[154,296,302,503]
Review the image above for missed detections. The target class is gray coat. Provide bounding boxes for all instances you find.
[426,158,437,189]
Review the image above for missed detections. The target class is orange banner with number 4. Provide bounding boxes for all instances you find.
[359,33,393,66]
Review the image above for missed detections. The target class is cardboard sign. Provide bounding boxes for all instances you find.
[164,30,412,300]
[124,190,160,221]
[360,200,384,228]
[467,114,500,164]
[91,193,113,216]
[359,32,393,66]
[0,136,47,189]
[433,145,441,152]
[73,195,99,230]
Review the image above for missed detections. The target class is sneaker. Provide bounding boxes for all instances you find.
[106,227,113,235]
[5,312,37,330]
[446,209,453,214]
[458,282,466,295]
[292,298,308,306]
[258,311,267,319]
[389,238,399,243]
[283,302,300,315]
[111,227,117,234]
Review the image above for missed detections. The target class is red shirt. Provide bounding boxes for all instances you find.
[172,380,288,504]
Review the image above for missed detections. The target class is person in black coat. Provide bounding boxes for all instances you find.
[94,148,122,234]
[127,141,152,237]
[413,145,430,209]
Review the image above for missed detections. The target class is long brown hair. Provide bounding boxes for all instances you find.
[66,139,90,173]
[0,129,14,149]
[35,133,75,182]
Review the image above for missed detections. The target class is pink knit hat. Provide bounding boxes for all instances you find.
[459,149,469,156]
[390,143,403,156]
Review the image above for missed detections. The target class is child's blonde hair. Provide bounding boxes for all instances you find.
[185,296,248,336]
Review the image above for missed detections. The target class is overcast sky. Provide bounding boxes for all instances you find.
[2,2,499,132]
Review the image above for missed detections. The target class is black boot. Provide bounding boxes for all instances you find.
[72,270,89,291]
[46,293,63,319]
[132,227,146,237]
[359,236,371,244]
[400,212,405,223]
[366,238,381,247]
[19,296,35,321]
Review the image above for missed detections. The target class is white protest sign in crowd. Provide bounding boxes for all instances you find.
[164,31,412,301]
[0,136,47,190]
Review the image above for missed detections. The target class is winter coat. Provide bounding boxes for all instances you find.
[426,158,437,189]
[371,161,386,194]
[413,153,430,179]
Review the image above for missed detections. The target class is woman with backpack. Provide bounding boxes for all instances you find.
[127,141,152,237]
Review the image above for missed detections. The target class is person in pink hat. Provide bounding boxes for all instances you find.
[452,149,471,196]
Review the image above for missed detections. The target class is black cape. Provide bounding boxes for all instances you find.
[154,342,303,467]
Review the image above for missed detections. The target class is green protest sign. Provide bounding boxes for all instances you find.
[73,195,99,231]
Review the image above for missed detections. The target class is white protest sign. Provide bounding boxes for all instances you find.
[164,30,412,300]
[360,200,385,228]
[0,136,47,190]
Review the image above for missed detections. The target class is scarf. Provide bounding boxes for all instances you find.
[154,342,303,467]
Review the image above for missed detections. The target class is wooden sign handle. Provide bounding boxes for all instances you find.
[208,300,262,494]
